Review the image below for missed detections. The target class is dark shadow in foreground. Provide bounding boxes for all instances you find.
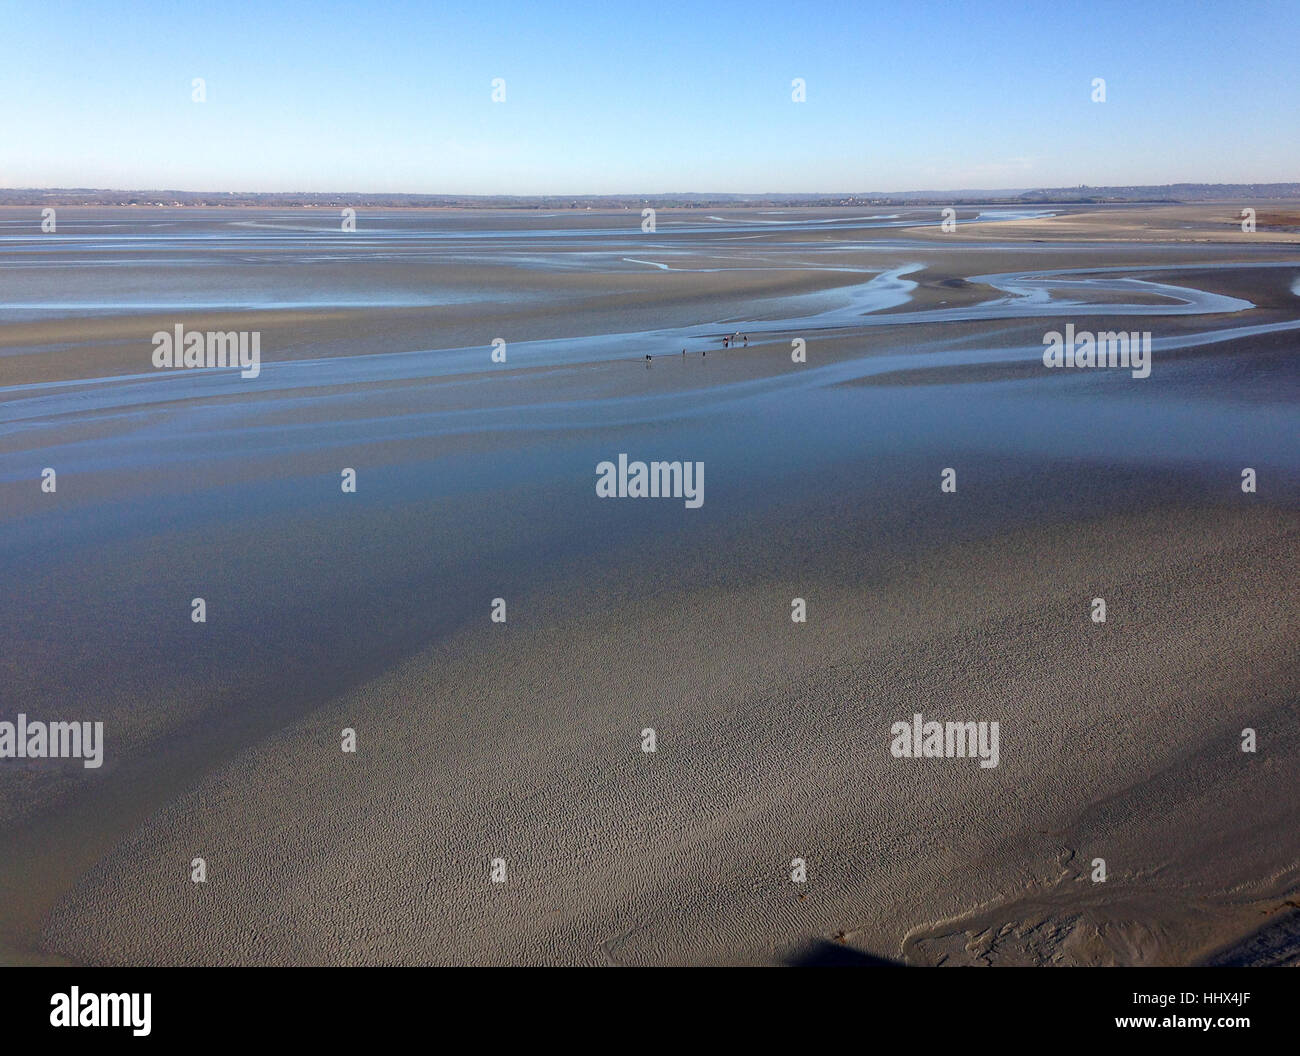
[787,941,904,967]
[1200,906,1300,967]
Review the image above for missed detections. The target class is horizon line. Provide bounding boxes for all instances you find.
[5,179,1300,201]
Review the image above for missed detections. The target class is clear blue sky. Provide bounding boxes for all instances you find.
[2,0,1297,194]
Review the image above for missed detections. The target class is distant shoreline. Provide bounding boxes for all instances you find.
[3,182,1300,209]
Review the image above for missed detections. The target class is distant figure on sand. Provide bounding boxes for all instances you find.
[645,354,652,367]
[723,337,729,348]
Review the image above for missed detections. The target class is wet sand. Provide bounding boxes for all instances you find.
[907,202,1300,244]
[1,205,1297,965]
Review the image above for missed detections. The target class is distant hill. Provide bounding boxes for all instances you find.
[2,183,1298,209]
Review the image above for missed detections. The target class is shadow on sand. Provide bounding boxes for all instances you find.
[787,941,904,967]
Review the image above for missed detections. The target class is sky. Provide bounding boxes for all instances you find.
[2,0,1298,195]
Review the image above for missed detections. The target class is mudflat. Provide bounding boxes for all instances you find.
[1,204,1297,964]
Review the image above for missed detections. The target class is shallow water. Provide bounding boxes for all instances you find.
[2,209,1298,581]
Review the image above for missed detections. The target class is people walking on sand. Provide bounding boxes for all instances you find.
[743,335,748,347]
[645,354,652,367]
[723,336,729,349]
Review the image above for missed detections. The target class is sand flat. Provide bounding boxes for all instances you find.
[2,205,1298,965]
